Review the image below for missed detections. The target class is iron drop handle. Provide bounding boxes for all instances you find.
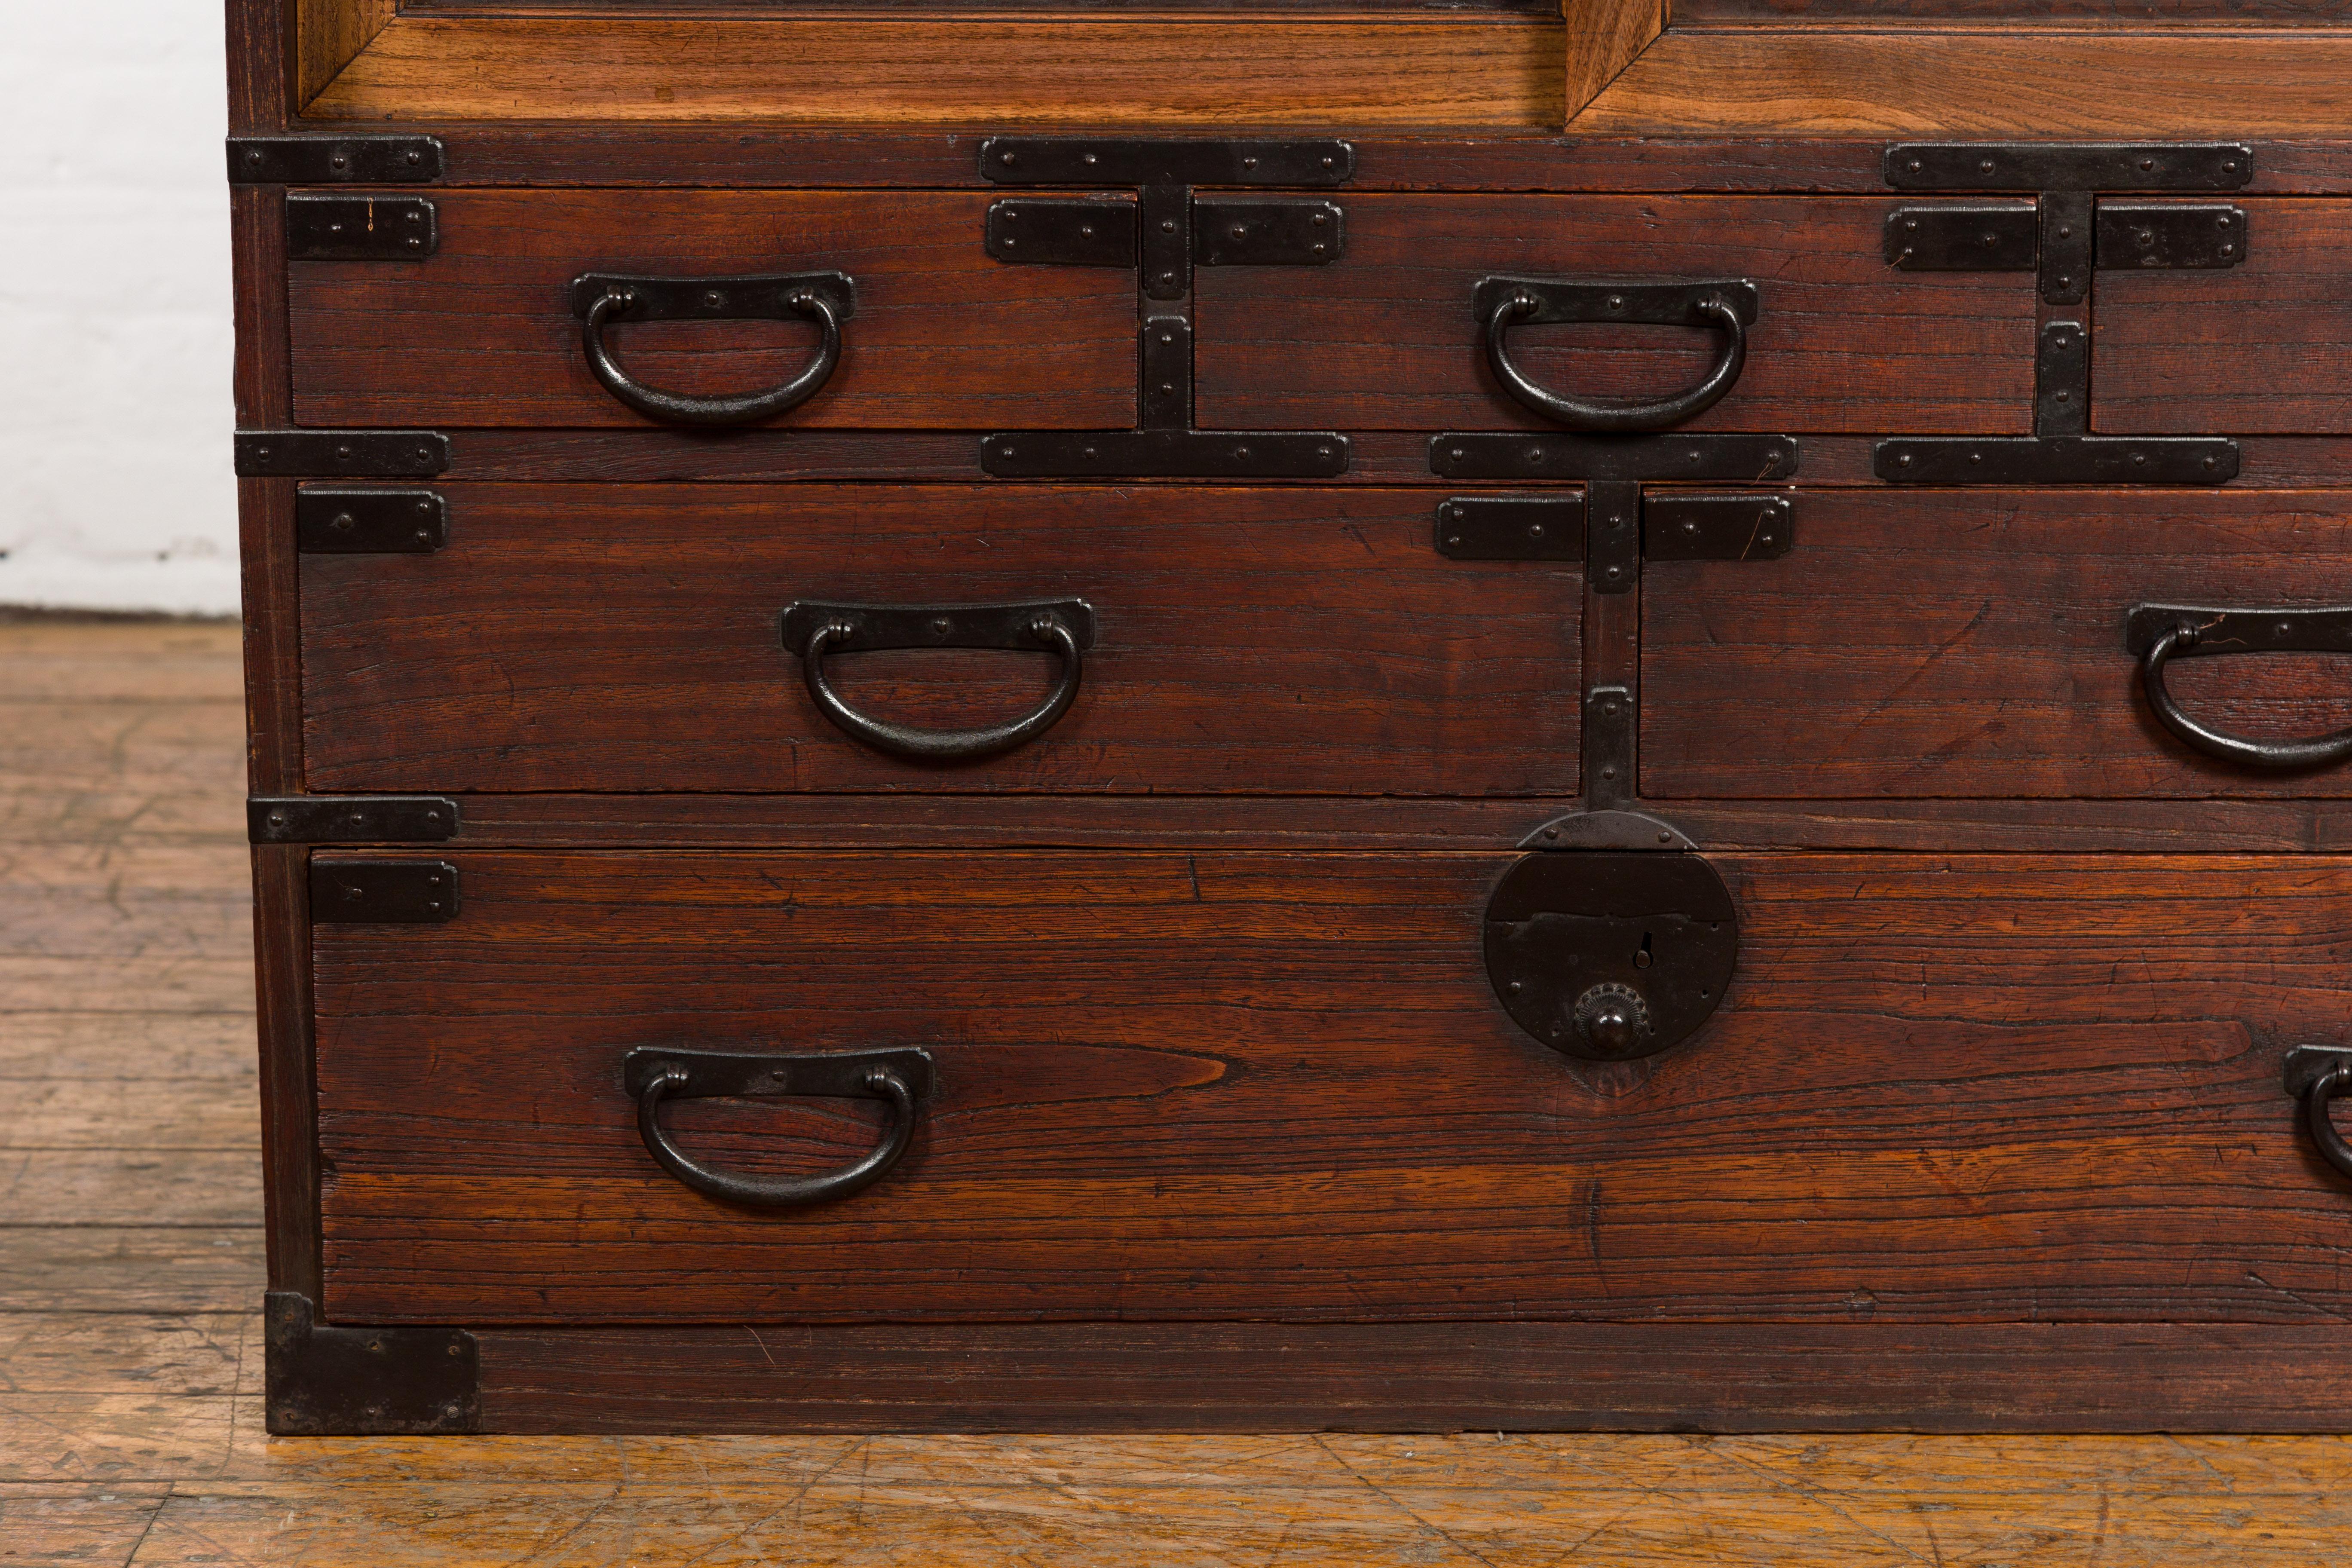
[2285,1047,2352,1184]
[625,1047,934,1208]
[781,599,1096,762]
[2127,604,2352,771]
[1476,276,1759,432]
[570,270,855,427]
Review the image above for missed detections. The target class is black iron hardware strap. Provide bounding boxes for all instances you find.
[1876,141,2249,485]
[1474,278,1758,433]
[569,272,856,427]
[978,136,1352,478]
[781,600,1096,761]
[2125,605,2352,770]
[625,1047,935,1209]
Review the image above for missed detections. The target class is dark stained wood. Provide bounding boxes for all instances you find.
[318,849,2352,1324]
[2099,199,2352,436]
[254,845,322,1303]
[426,791,2352,854]
[224,0,290,132]
[1644,488,2352,799]
[286,192,1137,430]
[481,1321,2352,1433]
[300,484,1583,797]
[1195,196,2037,434]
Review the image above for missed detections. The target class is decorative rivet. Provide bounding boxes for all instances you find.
[1897,453,1913,468]
[1508,980,1524,993]
[1083,153,1098,165]
[331,512,355,530]
[404,150,422,166]
[932,617,951,634]
[1543,827,1559,839]
[1001,237,1017,248]
[1601,766,1617,779]
[1446,535,1462,546]
[2141,157,2156,171]
[1528,524,1544,539]
[1657,831,1671,843]
[2203,455,2219,471]
[1160,219,1176,233]
[1908,158,1923,172]
[1001,151,1017,165]
[1979,158,1995,173]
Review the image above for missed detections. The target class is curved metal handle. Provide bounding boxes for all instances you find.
[2129,605,2352,771]
[1478,276,1756,432]
[572,270,854,427]
[2286,1047,2352,1183]
[626,1047,933,1209]
[781,599,1096,762]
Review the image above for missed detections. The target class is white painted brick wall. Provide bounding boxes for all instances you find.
[1,2,238,614]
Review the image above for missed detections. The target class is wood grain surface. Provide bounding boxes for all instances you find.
[287,191,1137,430]
[2099,199,2352,435]
[302,15,1564,127]
[314,846,2352,1326]
[298,484,1583,797]
[1575,27,2352,136]
[13,618,2352,1556]
[1642,487,2352,799]
[1194,195,2037,433]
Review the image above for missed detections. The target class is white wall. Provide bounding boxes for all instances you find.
[1,1,239,614]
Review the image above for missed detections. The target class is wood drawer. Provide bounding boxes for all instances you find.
[316,848,2347,1326]
[1643,488,2352,799]
[2100,199,2352,435]
[287,191,1136,429]
[299,484,1580,796]
[1194,195,2038,435]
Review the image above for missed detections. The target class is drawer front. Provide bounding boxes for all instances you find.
[317,850,2343,1326]
[1194,195,2036,434]
[287,191,1136,429]
[1644,488,2352,799]
[2099,199,2352,435]
[300,484,1580,795]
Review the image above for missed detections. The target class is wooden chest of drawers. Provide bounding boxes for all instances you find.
[231,0,2352,1434]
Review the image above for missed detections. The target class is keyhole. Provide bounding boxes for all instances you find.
[1634,932,1654,970]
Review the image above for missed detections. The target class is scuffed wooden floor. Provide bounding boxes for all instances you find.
[3,614,2350,1566]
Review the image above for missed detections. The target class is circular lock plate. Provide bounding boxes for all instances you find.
[1483,851,1738,1061]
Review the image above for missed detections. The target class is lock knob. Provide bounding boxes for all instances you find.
[1572,982,1651,1059]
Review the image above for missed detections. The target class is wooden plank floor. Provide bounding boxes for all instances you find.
[4,613,2351,1565]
